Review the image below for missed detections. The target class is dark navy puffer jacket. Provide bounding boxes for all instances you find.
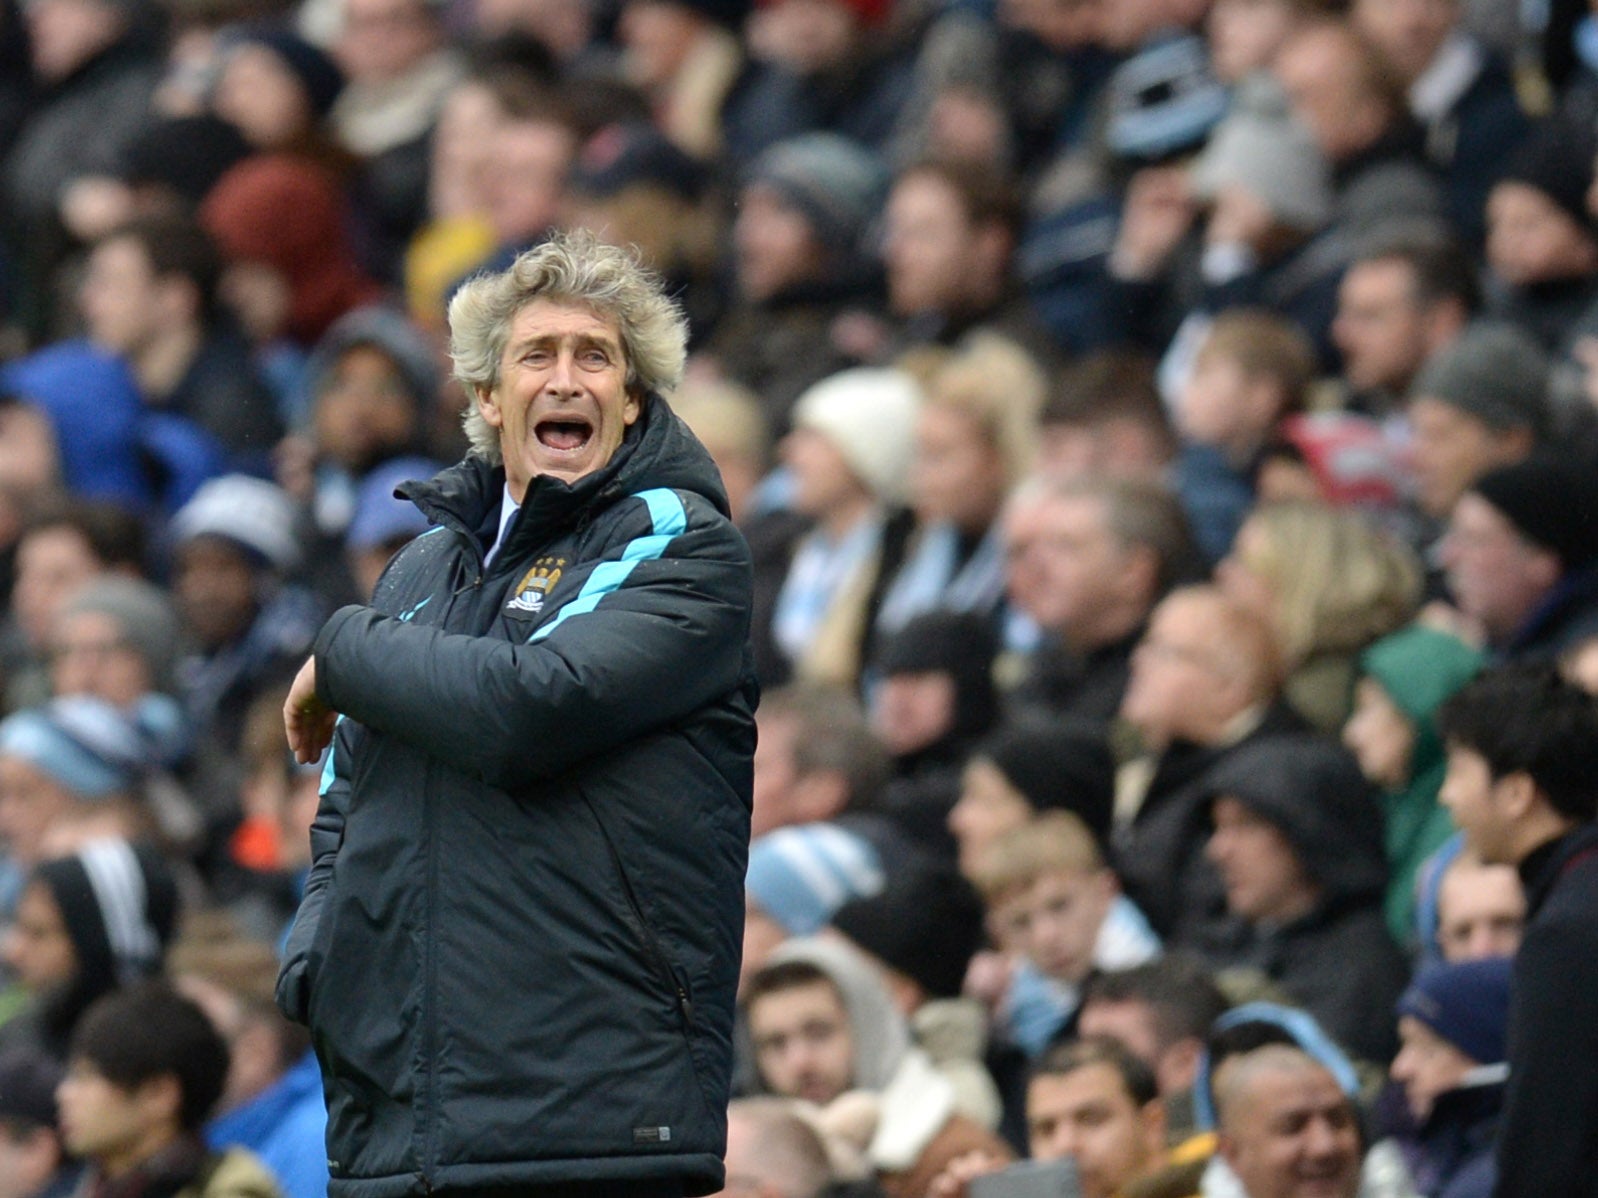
[276,396,756,1196]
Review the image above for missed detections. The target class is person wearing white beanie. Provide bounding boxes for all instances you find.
[772,368,923,689]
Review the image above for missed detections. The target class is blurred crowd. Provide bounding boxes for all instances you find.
[4,0,1598,1195]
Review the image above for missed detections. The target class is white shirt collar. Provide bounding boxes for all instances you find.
[484,483,519,568]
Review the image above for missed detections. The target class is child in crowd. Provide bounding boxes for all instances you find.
[1173,309,1318,562]
[969,810,1159,1058]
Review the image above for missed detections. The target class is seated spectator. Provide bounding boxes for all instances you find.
[1217,500,1423,735]
[1439,453,1598,660]
[167,475,324,761]
[876,334,1043,640]
[932,1037,1173,1198]
[55,981,283,1197]
[1385,957,1512,1198]
[746,937,1012,1197]
[1,839,178,1062]
[1200,734,1409,1063]
[1002,475,1203,726]
[749,683,890,841]
[1171,310,1318,563]
[718,1097,835,1198]
[970,811,1159,1060]
[1211,1045,1362,1198]
[1343,625,1485,944]
[169,918,327,1198]
[1115,585,1306,944]
[1483,118,1598,354]
[948,716,1116,878]
[1078,957,1231,1143]
[706,132,888,437]
[1405,320,1550,528]
[769,368,921,690]
[0,1045,77,1198]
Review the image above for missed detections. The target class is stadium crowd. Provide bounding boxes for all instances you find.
[3,0,1598,1195]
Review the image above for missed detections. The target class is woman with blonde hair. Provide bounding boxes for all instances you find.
[1217,499,1423,733]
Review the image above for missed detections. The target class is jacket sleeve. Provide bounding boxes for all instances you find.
[313,507,752,792]
[275,716,353,1025]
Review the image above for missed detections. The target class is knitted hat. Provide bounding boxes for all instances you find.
[1106,31,1229,165]
[790,367,922,503]
[223,24,346,117]
[572,121,707,202]
[60,578,184,696]
[1470,453,1598,569]
[171,474,302,572]
[976,716,1116,849]
[0,1047,63,1128]
[120,115,251,206]
[1190,73,1332,232]
[745,133,889,251]
[871,610,999,742]
[745,822,885,936]
[1409,322,1552,437]
[1497,116,1598,233]
[1396,957,1513,1066]
[831,854,986,999]
[346,456,443,551]
[0,697,153,799]
[33,839,179,989]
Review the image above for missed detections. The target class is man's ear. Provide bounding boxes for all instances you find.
[624,387,643,426]
[136,1072,184,1129]
[476,383,502,429]
[1496,770,1541,822]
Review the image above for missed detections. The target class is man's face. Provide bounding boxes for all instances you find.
[991,869,1113,985]
[1435,859,1525,961]
[883,172,977,318]
[751,712,800,839]
[1438,493,1556,643]
[1274,30,1374,164]
[0,759,78,871]
[1208,797,1317,924]
[2,882,77,994]
[1207,0,1298,84]
[1120,595,1246,746]
[1332,259,1431,395]
[1341,677,1415,792]
[734,184,821,302]
[314,344,421,473]
[0,1119,61,1198]
[12,527,102,652]
[1438,744,1520,866]
[1026,1064,1161,1198]
[79,237,162,356]
[1222,1066,1361,1198]
[949,758,1033,878]
[1352,0,1457,85]
[1406,398,1526,521]
[478,300,639,499]
[748,980,855,1105]
[870,671,956,758]
[213,43,313,148]
[1390,1016,1476,1123]
[173,537,259,652]
[485,120,576,245]
[55,1060,160,1173]
[1487,182,1598,288]
[1003,494,1131,640]
[1077,1000,1162,1073]
[619,0,702,91]
[336,0,440,83]
[50,609,153,707]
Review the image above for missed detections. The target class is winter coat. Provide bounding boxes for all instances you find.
[276,395,757,1196]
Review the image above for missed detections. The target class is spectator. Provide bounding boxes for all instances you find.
[1211,1045,1362,1198]
[209,25,348,176]
[55,981,282,1198]
[1436,661,1598,1194]
[715,1097,834,1198]
[749,683,890,840]
[0,1046,76,1198]
[342,454,444,601]
[1429,850,1525,963]
[1200,733,1409,1064]
[1217,499,1424,735]
[1034,352,1177,484]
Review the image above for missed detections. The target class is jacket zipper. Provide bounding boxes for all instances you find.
[588,800,695,1032]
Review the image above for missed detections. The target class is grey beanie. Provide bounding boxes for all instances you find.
[745,133,889,252]
[305,305,441,423]
[1409,321,1552,438]
[60,578,184,695]
[1190,74,1333,232]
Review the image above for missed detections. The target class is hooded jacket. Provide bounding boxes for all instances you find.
[1199,734,1409,1063]
[1358,626,1485,944]
[275,395,757,1196]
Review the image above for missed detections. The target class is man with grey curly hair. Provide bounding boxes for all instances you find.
[278,229,758,1198]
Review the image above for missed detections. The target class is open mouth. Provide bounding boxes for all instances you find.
[535,417,594,453]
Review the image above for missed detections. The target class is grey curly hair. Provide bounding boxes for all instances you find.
[449,229,689,463]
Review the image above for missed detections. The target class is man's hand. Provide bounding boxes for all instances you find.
[285,655,337,765]
[927,1149,1009,1198]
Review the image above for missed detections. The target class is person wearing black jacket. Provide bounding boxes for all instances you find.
[1437,661,1598,1198]
[278,230,757,1198]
